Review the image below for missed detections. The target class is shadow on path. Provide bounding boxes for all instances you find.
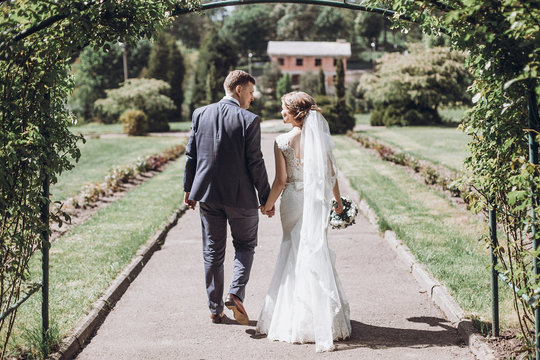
[246,316,465,351]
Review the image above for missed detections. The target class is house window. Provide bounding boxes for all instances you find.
[296,58,303,66]
[333,58,337,66]
[292,74,300,84]
[278,57,284,66]
[315,58,322,66]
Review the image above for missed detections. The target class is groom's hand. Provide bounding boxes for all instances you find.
[184,192,197,210]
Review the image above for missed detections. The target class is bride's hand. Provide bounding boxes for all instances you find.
[334,200,343,215]
[260,203,275,217]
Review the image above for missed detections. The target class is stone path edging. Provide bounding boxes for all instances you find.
[48,205,188,360]
[355,192,495,360]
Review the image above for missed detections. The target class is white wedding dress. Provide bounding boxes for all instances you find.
[256,112,351,352]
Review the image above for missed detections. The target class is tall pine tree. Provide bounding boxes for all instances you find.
[276,73,292,100]
[206,63,218,103]
[335,58,345,99]
[190,28,238,109]
[166,40,185,121]
[147,34,169,81]
[147,33,185,121]
[317,67,326,96]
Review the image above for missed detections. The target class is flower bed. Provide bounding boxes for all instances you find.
[346,131,476,203]
[52,144,186,222]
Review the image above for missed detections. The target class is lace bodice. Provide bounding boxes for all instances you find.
[275,130,303,184]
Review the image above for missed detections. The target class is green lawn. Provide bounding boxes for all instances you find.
[6,156,186,357]
[333,136,515,327]
[51,136,184,201]
[359,126,470,172]
[353,108,470,172]
[69,122,192,135]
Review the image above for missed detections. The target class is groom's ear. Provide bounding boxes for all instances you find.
[234,84,242,96]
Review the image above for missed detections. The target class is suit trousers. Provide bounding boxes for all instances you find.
[199,202,259,315]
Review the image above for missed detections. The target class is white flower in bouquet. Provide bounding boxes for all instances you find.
[329,196,359,230]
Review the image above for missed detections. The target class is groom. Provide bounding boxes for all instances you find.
[183,70,273,325]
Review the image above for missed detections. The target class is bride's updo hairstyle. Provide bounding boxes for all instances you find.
[281,91,321,127]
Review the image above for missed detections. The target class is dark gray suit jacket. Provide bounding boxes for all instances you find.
[183,99,270,209]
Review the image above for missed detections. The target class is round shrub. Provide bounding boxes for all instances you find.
[94,78,174,132]
[370,106,385,126]
[314,95,332,108]
[322,99,355,134]
[371,103,442,127]
[120,109,148,136]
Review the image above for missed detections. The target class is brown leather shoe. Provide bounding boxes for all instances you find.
[210,312,225,324]
[225,294,249,325]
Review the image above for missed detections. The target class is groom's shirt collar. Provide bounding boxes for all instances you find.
[222,95,240,106]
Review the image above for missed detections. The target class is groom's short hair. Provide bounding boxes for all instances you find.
[224,70,256,95]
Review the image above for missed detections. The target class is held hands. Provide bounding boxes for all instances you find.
[260,203,275,218]
[184,192,197,210]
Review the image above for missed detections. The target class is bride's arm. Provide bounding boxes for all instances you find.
[262,142,287,213]
[332,180,343,214]
[330,157,344,214]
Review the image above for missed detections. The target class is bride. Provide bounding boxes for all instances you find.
[256,91,351,352]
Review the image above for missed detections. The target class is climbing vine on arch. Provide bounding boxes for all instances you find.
[364,0,539,352]
[0,0,199,356]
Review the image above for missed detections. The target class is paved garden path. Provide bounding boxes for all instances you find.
[76,132,474,359]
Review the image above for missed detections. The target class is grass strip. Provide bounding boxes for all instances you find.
[359,126,469,172]
[333,136,515,327]
[6,156,186,357]
[69,122,192,135]
[51,136,184,201]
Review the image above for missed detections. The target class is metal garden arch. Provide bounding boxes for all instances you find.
[4,0,538,357]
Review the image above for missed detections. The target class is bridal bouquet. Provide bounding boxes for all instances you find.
[329,196,358,230]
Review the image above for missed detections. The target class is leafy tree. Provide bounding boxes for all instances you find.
[354,12,384,46]
[147,33,185,121]
[94,78,175,131]
[317,68,327,96]
[167,12,213,49]
[360,46,471,126]
[276,5,321,41]
[335,58,345,99]
[220,5,279,57]
[71,40,151,121]
[315,8,352,41]
[276,73,292,100]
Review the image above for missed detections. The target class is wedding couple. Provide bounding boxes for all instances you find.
[183,70,351,352]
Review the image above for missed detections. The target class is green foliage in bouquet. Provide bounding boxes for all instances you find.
[360,45,471,126]
[94,78,175,132]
